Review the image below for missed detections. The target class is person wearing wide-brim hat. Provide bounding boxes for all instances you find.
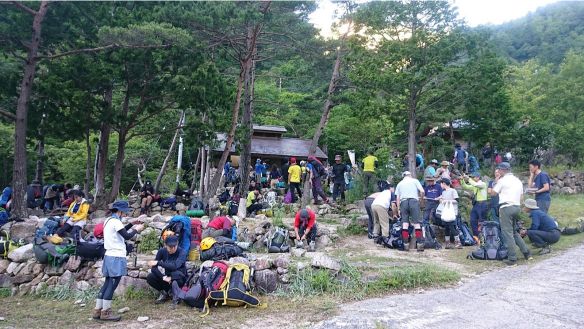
[93,201,145,322]
[435,161,451,180]
[423,159,439,179]
[522,198,560,255]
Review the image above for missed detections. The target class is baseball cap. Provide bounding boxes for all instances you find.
[335,154,342,160]
[496,162,511,170]
[430,159,438,165]
[402,171,411,177]
[299,209,309,219]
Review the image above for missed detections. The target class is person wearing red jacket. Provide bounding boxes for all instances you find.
[203,216,235,239]
[294,208,318,250]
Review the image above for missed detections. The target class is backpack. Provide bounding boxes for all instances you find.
[311,161,326,178]
[160,197,177,211]
[160,215,191,251]
[190,219,203,248]
[35,217,60,238]
[422,223,442,250]
[202,263,265,317]
[468,221,508,260]
[190,198,205,211]
[457,216,476,246]
[76,234,105,260]
[0,230,19,259]
[33,237,75,266]
[266,227,290,253]
[379,221,404,250]
[227,200,239,216]
[218,190,230,204]
[200,241,244,261]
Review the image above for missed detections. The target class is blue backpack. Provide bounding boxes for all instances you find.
[35,217,60,238]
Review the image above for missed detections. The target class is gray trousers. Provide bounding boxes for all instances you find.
[364,197,375,235]
[363,172,375,195]
[499,205,529,261]
[400,199,422,224]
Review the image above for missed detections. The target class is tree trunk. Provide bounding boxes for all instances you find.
[84,129,92,197]
[93,88,112,209]
[34,135,44,185]
[189,149,201,193]
[407,101,417,175]
[240,31,257,196]
[11,1,50,218]
[199,148,206,197]
[301,43,343,207]
[154,111,184,193]
[109,129,128,202]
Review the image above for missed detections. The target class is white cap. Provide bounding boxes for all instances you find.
[402,171,411,177]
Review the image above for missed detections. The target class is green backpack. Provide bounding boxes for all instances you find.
[33,237,76,266]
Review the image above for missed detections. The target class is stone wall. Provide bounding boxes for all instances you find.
[548,171,584,194]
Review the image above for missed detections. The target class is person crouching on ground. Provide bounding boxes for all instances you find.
[439,178,462,249]
[94,201,144,322]
[48,190,89,244]
[294,208,317,251]
[522,198,560,254]
[203,215,236,239]
[147,235,187,307]
[246,189,263,216]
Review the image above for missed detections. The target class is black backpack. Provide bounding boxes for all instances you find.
[311,161,326,178]
[457,216,476,246]
[200,242,244,261]
[379,221,404,250]
[266,227,290,253]
[218,190,230,204]
[76,234,105,260]
[468,221,508,260]
[422,223,442,250]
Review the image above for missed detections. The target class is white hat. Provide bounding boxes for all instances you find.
[402,171,411,177]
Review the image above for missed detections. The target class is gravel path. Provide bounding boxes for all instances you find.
[312,243,584,329]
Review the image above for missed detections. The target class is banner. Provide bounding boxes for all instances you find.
[347,150,356,167]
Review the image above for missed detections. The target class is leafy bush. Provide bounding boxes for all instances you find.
[138,229,160,253]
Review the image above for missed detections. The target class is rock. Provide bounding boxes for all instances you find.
[74,267,89,280]
[311,254,341,272]
[137,316,149,322]
[276,267,288,275]
[296,262,308,271]
[9,222,37,244]
[139,271,148,279]
[118,307,130,314]
[0,274,12,288]
[254,214,267,221]
[12,263,26,276]
[561,187,575,195]
[17,283,32,296]
[84,268,95,281]
[290,248,306,258]
[253,269,278,293]
[148,222,167,231]
[35,282,47,294]
[114,276,151,297]
[18,262,34,276]
[29,273,44,287]
[91,210,107,220]
[316,235,331,248]
[252,239,265,250]
[175,203,187,212]
[317,227,331,237]
[32,263,45,276]
[0,260,9,274]
[228,257,251,267]
[151,214,166,223]
[64,256,82,272]
[59,270,74,286]
[12,274,34,285]
[75,281,90,291]
[45,265,65,276]
[128,270,140,278]
[151,206,161,212]
[6,262,19,275]
[8,244,34,263]
[279,273,290,284]
[46,276,59,286]
[254,258,273,271]
[273,255,290,269]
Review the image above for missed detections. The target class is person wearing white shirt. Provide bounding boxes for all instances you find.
[371,187,393,242]
[395,171,425,252]
[491,162,531,266]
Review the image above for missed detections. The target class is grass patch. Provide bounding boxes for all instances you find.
[365,264,460,294]
[0,287,10,298]
[272,206,285,228]
[38,284,100,302]
[337,215,366,237]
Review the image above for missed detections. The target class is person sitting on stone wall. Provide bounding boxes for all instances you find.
[48,190,90,243]
[140,181,155,215]
[146,235,187,307]
[203,215,236,239]
[246,190,263,216]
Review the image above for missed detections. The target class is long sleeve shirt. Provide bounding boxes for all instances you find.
[529,209,558,232]
[65,199,90,222]
[460,178,488,202]
[155,247,187,276]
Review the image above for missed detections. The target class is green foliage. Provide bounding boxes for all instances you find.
[123,285,156,301]
[38,284,100,302]
[337,216,366,237]
[0,287,11,298]
[138,229,160,254]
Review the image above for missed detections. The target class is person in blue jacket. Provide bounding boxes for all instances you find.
[522,198,560,255]
[146,235,187,306]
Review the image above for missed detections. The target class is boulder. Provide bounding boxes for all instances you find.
[296,262,308,271]
[0,260,9,274]
[128,270,140,278]
[279,273,290,284]
[561,187,575,195]
[59,270,74,286]
[46,276,59,286]
[6,262,19,275]
[114,276,151,297]
[254,258,273,271]
[8,244,34,263]
[316,235,331,249]
[12,263,26,276]
[228,257,251,267]
[253,269,278,293]
[29,273,44,286]
[0,274,12,288]
[12,274,34,285]
[18,262,35,276]
[44,265,65,276]
[311,254,341,272]
[252,239,265,250]
[9,222,37,244]
[64,256,82,272]
[151,214,166,223]
[74,281,90,292]
[91,210,107,220]
[273,255,290,269]
[175,203,187,212]
[276,267,288,275]
[84,268,96,281]
[290,248,306,258]
[148,222,167,231]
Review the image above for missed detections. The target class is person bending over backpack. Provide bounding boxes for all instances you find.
[93,201,144,321]
[48,190,89,244]
[294,208,318,251]
[522,198,560,255]
[147,235,187,306]
[203,216,235,239]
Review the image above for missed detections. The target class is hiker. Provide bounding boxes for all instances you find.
[490,162,531,266]
[246,190,263,216]
[140,180,155,215]
[371,184,394,245]
[147,235,187,306]
[522,199,560,254]
[0,186,12,212]
[93,201,144,321]
[43,184,62,211]
[308,156,329,205]
[269,164,281,189]
[461,172,488,236]
[415,153,424,172]
[435,161,451,180]
[423,174,442,226]
[482,143,492,166]
[288,157,302,203]
[281,159,290,189]
[254,159,263,183]
[203,215,236,239]
[395,171,425,251]
[424,159,439,180]
[527,159,552,213]
[26,180,43,209]
[48,190,90,244]
[331,154,349,203]
[439,178,462,249]
[362,151,378,197]
[453,143,469,173]
[294,208,317,251]
[261,162,269,187]
[364,192,381,239]
[468,155,480,174]
[487,177,499,222]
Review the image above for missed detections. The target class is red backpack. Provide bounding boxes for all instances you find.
[190,219,203,247]
[201,261,229,292]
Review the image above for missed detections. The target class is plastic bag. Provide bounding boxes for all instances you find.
[441,201,456,222]
[283,191,292,204]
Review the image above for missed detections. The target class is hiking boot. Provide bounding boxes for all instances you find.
[539,246,551,255]
[416,239,425,252]
[373,236,382,245]
[403,240,410,251]
[367,233,374,239]
[92,308,102,320]
[169,299,180,309]
[408,236,417,252]
[445,242,454,249]
[100,308,121,322]
[155,291,169,304]
[454,236,463,249]
[503,259,517,266]
[523,251,533,260]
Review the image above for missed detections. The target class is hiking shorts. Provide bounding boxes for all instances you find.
[102,255,127,277]
[400,199,422,224]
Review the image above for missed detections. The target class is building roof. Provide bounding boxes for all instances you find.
[252,124,287,134]
[211,134,327,159]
